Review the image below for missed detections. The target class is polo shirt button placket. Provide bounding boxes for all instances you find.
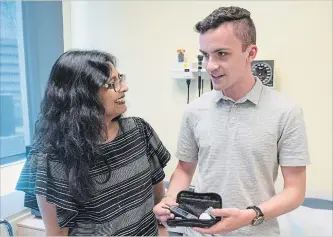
[228,103,236,128]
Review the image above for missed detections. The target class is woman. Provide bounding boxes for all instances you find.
[16,50,170,236]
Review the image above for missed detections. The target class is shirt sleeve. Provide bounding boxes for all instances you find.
[139,118,171,185]
[175,106,199,162]
[15,150,78,227]
[278,105,311,166]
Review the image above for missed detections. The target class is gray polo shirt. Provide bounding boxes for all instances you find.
[175,78,310,236]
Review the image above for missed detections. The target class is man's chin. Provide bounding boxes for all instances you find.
[212,84,226,91]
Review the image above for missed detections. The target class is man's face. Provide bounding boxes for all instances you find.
[199,23,256,91]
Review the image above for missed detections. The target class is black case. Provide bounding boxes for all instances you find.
[166,190,222,228]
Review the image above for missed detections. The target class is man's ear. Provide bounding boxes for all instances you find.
[247,45,258,63]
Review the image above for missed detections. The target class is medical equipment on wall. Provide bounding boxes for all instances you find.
[197,55,203,97]
[251,60,275,88]
[171,50,276,104]
[175,49,192,103]
[170,49,211,104]
[184,63,191,104]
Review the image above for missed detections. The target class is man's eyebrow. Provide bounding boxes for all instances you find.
[199,50,207,55]
[199,48,231,54]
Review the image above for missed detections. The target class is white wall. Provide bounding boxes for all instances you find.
[64,1,332,194]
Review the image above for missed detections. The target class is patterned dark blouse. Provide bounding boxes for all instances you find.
[16,117,170,236]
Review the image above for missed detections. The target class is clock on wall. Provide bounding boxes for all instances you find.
[251,60,274,87]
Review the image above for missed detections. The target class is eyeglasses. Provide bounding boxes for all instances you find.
[103,74,126,92]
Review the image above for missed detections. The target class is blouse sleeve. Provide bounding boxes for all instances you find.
[15,150,78,227]
[138,118,171,185]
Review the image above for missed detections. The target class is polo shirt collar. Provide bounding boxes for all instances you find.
[213,77,263,105]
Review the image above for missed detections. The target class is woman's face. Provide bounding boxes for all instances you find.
[99,63,128,120]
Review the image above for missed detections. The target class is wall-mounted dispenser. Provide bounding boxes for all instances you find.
[177,49,186,62]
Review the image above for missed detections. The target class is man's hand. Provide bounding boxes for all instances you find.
[153,196,178,222]
[193,208,256,235]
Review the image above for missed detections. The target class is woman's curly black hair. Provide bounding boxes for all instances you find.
[33,49,116,201]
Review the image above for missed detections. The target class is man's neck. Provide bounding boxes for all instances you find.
[222,75,256,102]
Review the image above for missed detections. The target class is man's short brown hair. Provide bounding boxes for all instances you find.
[195,6,256,52]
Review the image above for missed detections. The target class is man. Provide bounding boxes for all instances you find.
[154,6,310,236]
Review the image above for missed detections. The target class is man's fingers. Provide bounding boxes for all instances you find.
[192,227,212,234]
[211,208,235,217]
[193,222,227,235]
[193,224,220,235]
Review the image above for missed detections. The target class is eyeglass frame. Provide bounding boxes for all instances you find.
[103,73,126,92]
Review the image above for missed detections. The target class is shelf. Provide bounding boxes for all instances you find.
[169,62,210,80]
